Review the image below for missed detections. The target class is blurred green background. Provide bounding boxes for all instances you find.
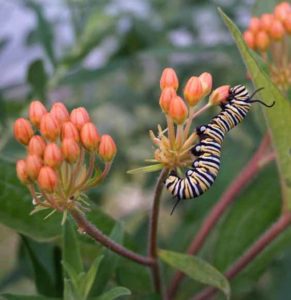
[0,0,290,299]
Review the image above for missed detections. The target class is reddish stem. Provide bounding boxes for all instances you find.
[70,209,154,266]
[148,168,169,295]
[168,133,272,298]
[193,212,291,300]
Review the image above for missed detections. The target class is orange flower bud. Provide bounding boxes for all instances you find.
[270,20,285,40]
[160,68,179,90]
[40,113,60,141]
[183,76,203,106]
[260,14,274,33]
[26,154,43,181]
[61,121,80,142]
[283,13,291,33]
[274,2,290,21]
[70,107,91,130]
[168,96,188,125]
[99,135,117,162]
[199,72,213,96]
[29,100,47,127]
[28,135,46,157]
[16,159,29,184]
[61,138,80,164]
[44,143,63,168]
[13,118,34,145]
[159,87,176,113]
[209,85,230,106]
[256,31,270,52]
[249,17,261,33]
[50,102,70,126]
[243,30,256,49]
[37,166,58,193]
[80,122,100,151]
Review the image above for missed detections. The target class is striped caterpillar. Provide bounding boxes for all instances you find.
[165,85,274,213]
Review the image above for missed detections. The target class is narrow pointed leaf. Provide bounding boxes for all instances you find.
[22,236,56,297]
[127,164,163,174]
[94,287,131,300]
[159,249,231,299]
[82,255,104,299]
[63,220,83,274]
[218,8,291,209]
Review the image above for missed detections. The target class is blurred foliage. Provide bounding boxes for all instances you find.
[0,0,290,299]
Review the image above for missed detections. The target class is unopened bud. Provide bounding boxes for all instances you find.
[61,121,80,142]
[209,85,230,106]
[37,166,58,193]
[29,100,47,127]
[199,72,212,96]
[70,107,90,130]
[80,122,100,151]
[61,138,80,164]
[270,20,285,40]
[99,135,117,162]
[44,143,63,168]
[183,76,203,106]
[16,160,29,184]
[256,30,270,52]
[283,13,291,33]
[40,113,60,141]
[260,14,274,33]
[13,118,34,145]
[160,68,179,90]
[28,135,46,157]
[26,154,43,180]
[274,2,290,21]
[243,30,255,49]
[168,96,188,125]
[159,87,176,113]
[249,17,261,33]
[50,102,69,126]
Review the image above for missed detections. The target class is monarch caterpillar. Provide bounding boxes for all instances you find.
[165,85,274,214]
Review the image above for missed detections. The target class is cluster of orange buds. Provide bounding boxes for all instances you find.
[147,67,228,171]
[243,2,291,91]
[14,101,117,219]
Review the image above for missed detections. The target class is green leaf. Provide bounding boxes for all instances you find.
[218,8,291,209]
[22,236,56,297]
[213,164,281,272]
[26,59,48,100]
[127,164,164,175]
[24,0,55,66]
[94,287,131,300]
[63,220,83,274]
[92,224,124,295]
[0,159,62,241]
[62,261,79,291]
[64,278,76,300]
[81,256,104,299]
[159,249,231,299]
[0,295,60,300]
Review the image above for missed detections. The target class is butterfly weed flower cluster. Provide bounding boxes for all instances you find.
[243,1,291,91]
[14,101,116,220]
[135,67,229,174]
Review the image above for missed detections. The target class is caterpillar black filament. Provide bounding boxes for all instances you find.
[165,85,274,213]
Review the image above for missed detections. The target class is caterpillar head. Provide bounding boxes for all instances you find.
[228,85,249,102]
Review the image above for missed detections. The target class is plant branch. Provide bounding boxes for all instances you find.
[168,133,272,298]
[70,209,154,266]
[193,212,291,300]
[148,168,169,295]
